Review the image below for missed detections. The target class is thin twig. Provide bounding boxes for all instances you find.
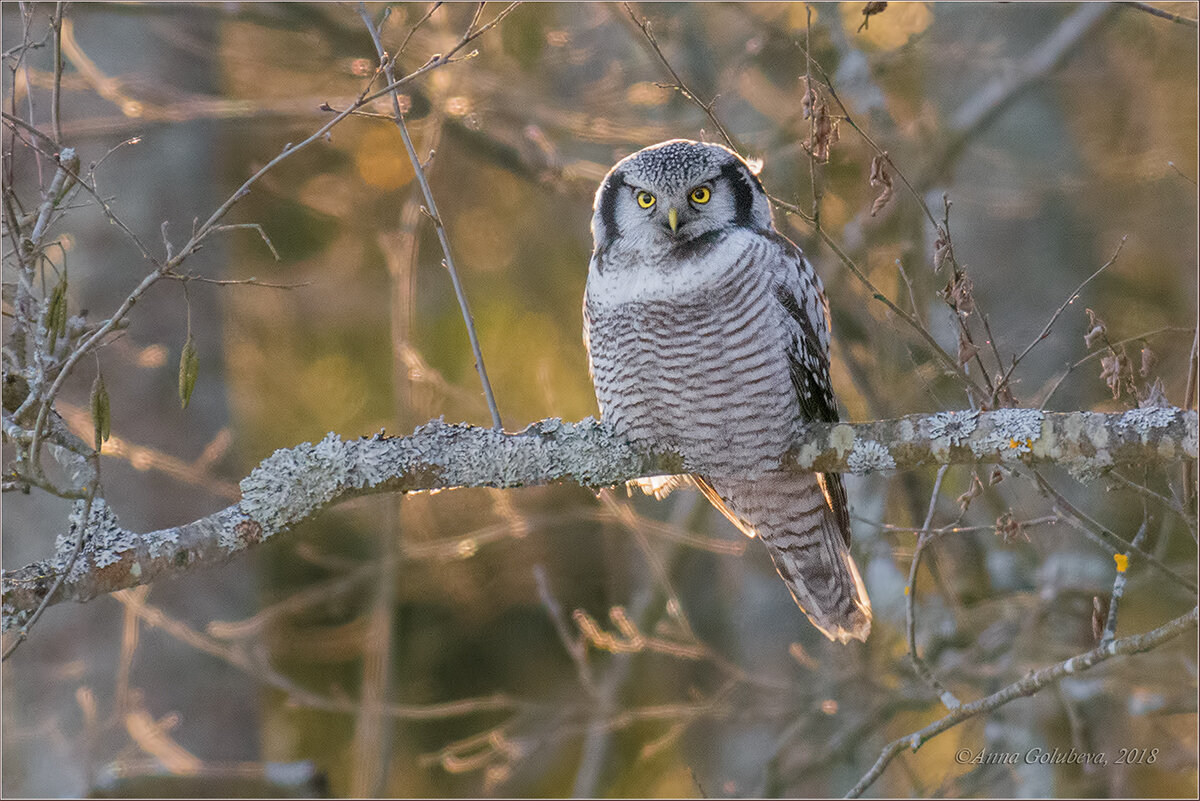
[995,236,1127,403]
[977,313,1006,387]
[2,461,98,661]
[1168,160,1198,186]
[1185,326,1198,512]
[0,108,61,151]
[815,227,986,399]
[803,3,819,222]
[1102,508,1149,643]
[620,2,739,152]
[397,2,444,59]
[165,275,308,290]
[358,2,505,430]
[19,10,46,185]
[1120,1,1199,27]
[50,2,65,144]
[207,223,281,261]
[922,3,1115,188]
[1036,325,1191,409]
[532,564,595,694]
[1035,470,1197,594]
[895,259,921,324]
[905,465,960,709]
[844,605,1199,798]
[1187,326,1200,412]
[1109,469,1193,526]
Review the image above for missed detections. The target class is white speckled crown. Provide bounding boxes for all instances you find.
[615,139,743,194]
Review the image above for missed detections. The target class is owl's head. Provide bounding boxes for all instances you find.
[590,139,772,253]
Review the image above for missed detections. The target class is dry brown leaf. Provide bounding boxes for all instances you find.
[806,101,840,163]
[957,337,980,368]
[933,224,951,272]
[1084,308,1107,348]
[943,271,975,315]
[799,76,817,120]
[1099,348,1131,400]
[1140,345,1158,378]
[869,153,894,216]
[858,1,889,33]
[957,473,984,513]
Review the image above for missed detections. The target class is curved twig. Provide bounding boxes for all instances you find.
[844,605,1199,798]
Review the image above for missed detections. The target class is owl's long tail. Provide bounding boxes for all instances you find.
[700,470,872,643]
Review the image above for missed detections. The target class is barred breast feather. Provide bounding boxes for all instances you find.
[585,226,872,643]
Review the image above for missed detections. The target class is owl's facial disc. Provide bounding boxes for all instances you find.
[590,140,772,255]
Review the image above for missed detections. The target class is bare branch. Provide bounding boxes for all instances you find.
[905,464,961,709]
[49,1,64,144]
[1102,508,1149,644]
[995,237,1128,402]
[923,4,1116,187]
[2,451,98,661]
[621,2,740,153]
[1034,469,1196,594]
[844,604,1199,798]
[1120,1,1199,28]
[358,2,504,430]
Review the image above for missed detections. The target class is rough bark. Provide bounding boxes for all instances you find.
[3,408,1196,628]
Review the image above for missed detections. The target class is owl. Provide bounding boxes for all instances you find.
[583,139,872,643]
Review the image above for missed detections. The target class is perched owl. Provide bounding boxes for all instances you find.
[583,139,872,643]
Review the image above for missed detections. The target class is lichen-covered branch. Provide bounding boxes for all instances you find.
[3,408,1196,629]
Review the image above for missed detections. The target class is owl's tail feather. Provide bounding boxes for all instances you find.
[702,472,872,643]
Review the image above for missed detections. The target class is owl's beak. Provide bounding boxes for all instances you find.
[667,207,679,234]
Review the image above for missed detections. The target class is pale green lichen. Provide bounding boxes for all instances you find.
[144,528,180,559]
[846,439,895,475]
[55,499,132,575]
[924,410,979,446]
[970,408,1044,457]
[239,432,354,536]
[1117,406,1175,436]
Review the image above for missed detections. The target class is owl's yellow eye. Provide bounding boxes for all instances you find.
[636,191,656,209]
[690,186,711,204]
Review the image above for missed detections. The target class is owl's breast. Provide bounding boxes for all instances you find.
[585,247,797,476]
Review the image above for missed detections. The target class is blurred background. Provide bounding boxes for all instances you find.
[2,2,1197,797]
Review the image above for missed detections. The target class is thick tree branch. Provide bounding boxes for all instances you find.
[3,408,1196,629]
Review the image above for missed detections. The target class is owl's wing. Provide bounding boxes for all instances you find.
[767,236,839,425]
[769,234,854,548]
[582,293,595,382]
